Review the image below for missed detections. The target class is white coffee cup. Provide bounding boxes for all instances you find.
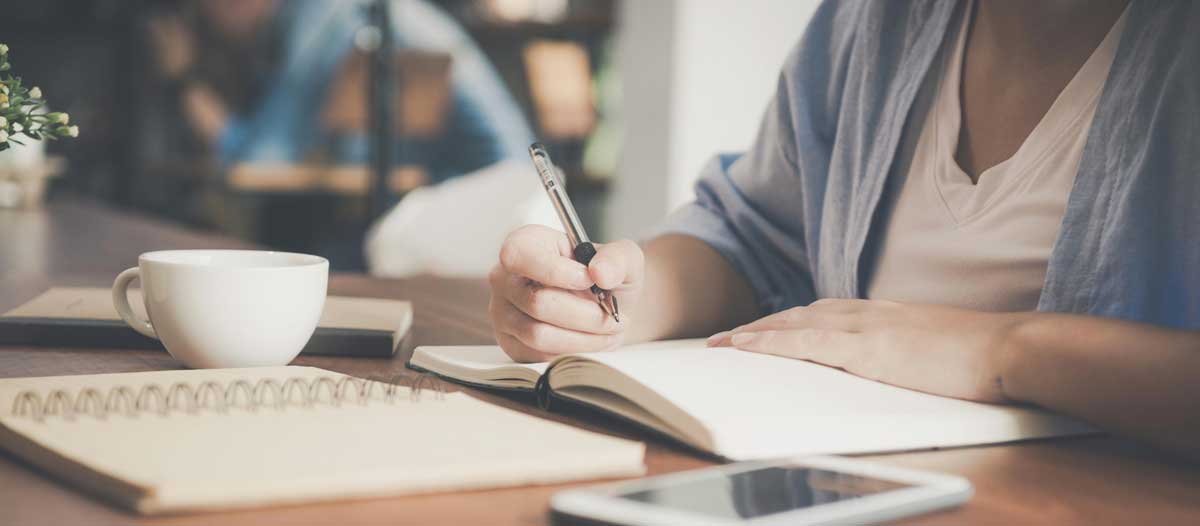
[112,250,329,369]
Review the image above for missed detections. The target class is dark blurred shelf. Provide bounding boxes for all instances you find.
[461,15,615,40]
[432,0,615,39]
[0,0,133,33]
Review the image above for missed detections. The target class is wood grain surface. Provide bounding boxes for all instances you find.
[1,198,1198,525]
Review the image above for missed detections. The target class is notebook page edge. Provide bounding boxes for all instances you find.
[409,346,544,389]
[0,417,151,513]
[548,353,716,452]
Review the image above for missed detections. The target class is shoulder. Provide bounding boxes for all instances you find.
[775,0,954,138]
[274,0,472,51]
[391,0,474,51]
[780,0,951,80]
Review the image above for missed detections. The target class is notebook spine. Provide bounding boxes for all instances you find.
[11,373,445,423]
[535,361,558,410]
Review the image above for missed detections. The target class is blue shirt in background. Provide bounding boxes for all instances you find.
[656,0,1200,330]
[217,0,534,184]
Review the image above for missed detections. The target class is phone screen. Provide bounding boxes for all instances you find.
[616,465,914,520]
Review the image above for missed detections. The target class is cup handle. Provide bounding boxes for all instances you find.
[112,267,157,339]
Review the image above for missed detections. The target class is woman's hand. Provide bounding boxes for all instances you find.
[707,299,1028,402]
[489,225,644,363]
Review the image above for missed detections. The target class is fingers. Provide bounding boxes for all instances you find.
[491,299,621,358]
[707,299,869,347]
[491,226,640,359]
[499,225,593,290]
[497,333,558,363]
[492,269,619,335]
[730,329,861,370]
[588,239,645,290]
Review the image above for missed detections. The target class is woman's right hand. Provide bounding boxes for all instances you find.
[489,225,644,362]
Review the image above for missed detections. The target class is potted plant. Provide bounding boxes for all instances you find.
[0,42,79,209]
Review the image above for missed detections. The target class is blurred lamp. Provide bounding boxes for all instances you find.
[524,40,594,139]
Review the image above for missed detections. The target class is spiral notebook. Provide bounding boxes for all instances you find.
[0,367,645,515]
[411,339,1098,460]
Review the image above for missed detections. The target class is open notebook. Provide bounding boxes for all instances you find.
[410,339,1097,461]
[0,366,645,514]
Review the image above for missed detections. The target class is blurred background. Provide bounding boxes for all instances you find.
[0,0,818,275]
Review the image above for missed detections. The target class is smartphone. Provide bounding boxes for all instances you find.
[550,456,972,526]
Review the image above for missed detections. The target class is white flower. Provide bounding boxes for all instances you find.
[57,113,69,125]
[28,86,41,99]
[67,125,79,138]
[0,43,8,55]
[11,123,21,133]
[0,116,6,128]
[0,130,8,143]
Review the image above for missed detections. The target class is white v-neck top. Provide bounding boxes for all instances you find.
[866,3,1128,311]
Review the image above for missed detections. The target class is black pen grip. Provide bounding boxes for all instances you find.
[572,242,607,295]
[573,242,598,265]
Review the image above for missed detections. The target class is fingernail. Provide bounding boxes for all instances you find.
[589,260,614,288]
[706,331,730,347]
[731,332,759,347]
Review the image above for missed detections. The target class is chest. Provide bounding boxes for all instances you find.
[861,2,1126,310]
[954,10,1123,181]
[956,64,1075,180]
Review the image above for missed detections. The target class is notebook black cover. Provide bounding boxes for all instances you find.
[0,317,400,357]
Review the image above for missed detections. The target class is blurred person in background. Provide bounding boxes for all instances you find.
[147,0,532,180]
[144,0,541,271]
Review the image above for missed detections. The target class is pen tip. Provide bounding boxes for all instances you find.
[603,294,620,323]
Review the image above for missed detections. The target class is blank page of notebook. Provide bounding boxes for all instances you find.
[578,346,1097,460]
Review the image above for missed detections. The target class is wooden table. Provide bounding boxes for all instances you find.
[2,199,1199,525]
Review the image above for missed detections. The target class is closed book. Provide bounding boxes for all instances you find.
[0,287,412,357]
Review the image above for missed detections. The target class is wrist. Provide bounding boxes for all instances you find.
[166,68,202,93]
[993,312,1040,403]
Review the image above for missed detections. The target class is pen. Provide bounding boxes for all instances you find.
[528,142,620,322]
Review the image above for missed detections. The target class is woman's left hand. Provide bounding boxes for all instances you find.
[706,299,1029,403]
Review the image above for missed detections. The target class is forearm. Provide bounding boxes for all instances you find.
[627,234,758,343]
[180,83,230,145]
[1000,313,1200,459]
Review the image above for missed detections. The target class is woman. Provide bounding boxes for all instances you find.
[488,0,1200,459]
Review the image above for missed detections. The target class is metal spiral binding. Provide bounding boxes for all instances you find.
[10,373,446,423]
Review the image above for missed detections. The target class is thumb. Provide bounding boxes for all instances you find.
[588,240,644,290]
